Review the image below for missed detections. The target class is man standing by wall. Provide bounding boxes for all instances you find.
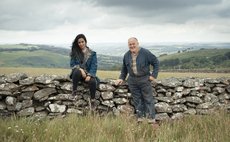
[115,37,160,123]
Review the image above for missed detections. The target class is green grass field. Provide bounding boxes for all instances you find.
[158,49,230,61]
[0,110,229,141]
[0,67,230,79]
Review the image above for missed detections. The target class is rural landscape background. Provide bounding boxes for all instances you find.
[1,42,230,72]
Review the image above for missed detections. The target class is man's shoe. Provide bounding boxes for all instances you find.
[69,91,77,100]
[147,119,156,124]
[137,118,143,123]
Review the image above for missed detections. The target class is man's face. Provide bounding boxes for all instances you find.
[128,38,139,54]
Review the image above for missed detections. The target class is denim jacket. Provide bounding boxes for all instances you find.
[119,47,160,80]
[70,47,100,85]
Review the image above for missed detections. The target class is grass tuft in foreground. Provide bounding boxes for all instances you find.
[0,110,229,142]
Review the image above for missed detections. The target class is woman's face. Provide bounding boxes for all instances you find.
[78,38,86,50]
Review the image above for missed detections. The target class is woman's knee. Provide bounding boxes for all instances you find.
[88,78,96,86]
[73,68,82,76]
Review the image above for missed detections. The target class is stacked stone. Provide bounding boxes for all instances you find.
[0,72,230,121]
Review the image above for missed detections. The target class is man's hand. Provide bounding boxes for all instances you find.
[115,79,124,86]
[149,76,155,81]
[85,76,91,82]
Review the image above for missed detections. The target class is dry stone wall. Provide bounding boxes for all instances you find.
[0,72,230,121]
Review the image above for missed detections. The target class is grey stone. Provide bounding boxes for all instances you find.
[157,93,165,97]
[82,94,91,101]
[161,77,183,87]
[205,78,220,84]
[166,92,172,97]
[205,83,215,88]
[95,90,101,99]
[183,78,204,87]
[67,108,83,114]
[35,74,55,84]
[101,92,114,100]
[113,98,128,105]
[170,98,186,105]
[44,101,51,107]
[52,74,70,82]
[22,100,33,109]
[157,88,167,93]
[7,102,22,111]
[213,87,224,94]
[20,92,34,100]
[17,107,35,116]
[171,104,187,112]
[155,102,172,113]
[0,91,13,96]
[196,102,213,109]
[102,100,115,107]
[97,105,108,110]
[181,89,191,95]
[98,84,116,91]
[171,113,184,120]
[0,102,6,110]
[33,111,47,120]
[0,83,19,92]
[154,97,173,103]
[73,99,87,107]
[216,84,226,87]
[117,105,135,114]
[5,72,28,83]
[22,85,39,92]
[5,96,17,106]
[196,109,214,115]
[113,107,120,116]
[155,113,170,121]
[204,93,219,103]
[186,102,196,108]
[19,77,35,85]
[59,82,73,91]
[35,106,45,111]
[49,104,66,113]
[225,85,230,93]
[172,92,182,100]
[197,92,206,97]
[34,88,56,101]
[118,93,132,98]
[114,89,128,93]
[186,97,203,104]
[190,90,198,96]
[48,94,82,101]
[184,108,196,115]
[175,86,184,92]
[62,101,73,106]
[0,110,11,116]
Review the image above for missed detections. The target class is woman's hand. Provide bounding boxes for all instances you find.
[79,69,86,78]
[85,76,91,82]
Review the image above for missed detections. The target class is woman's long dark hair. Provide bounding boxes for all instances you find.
[70,34,87,63]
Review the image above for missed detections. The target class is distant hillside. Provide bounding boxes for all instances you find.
[158,49,230,70]
[0,44,123,69]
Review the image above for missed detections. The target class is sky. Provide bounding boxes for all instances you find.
[0,0,230,45]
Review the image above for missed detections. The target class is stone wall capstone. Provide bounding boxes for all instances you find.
[0,72,229,120]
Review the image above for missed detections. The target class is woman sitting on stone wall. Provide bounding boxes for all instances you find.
[69,34,100,111]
